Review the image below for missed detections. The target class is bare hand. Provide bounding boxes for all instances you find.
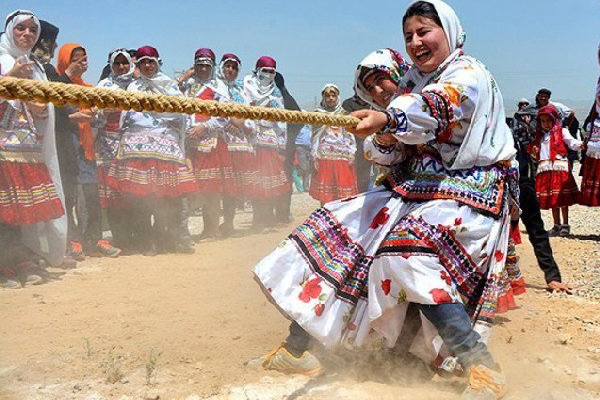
[313,160,319,171]
[348,110,388,138]
[177,67,195,89]
[65,56,88,80]
[547,281,573,294]
[374,132,398,146]
[27,102,49,119]
[187,125,206,139]
[7,57,35,78]
[69,109,93,123]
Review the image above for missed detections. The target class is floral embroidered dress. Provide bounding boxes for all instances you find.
[309,96,358,203]
[107,72,196,197]
[0,11,66,266]
[95,50,134,208]
[254,2,522,364]
[184,77,235,195]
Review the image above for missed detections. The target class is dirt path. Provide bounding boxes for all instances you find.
[1,193,599,400]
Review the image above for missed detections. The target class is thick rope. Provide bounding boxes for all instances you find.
[0,77,361,129]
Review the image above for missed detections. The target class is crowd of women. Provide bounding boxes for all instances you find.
[0,9,363,288]
[1,2,600,399]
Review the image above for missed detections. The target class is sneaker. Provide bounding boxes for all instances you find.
[461,364,506,400]
[69,241,86,261]
[261,343,323,377]
[1,277,21,289]
[23,273,44,286]
[559,224,570,237]
[90,240,121,258]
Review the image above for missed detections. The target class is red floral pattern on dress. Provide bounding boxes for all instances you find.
[298,278,322,303]
[440,270,452,285]
[381,279,391,295]
[494,250,504,262]
[314,303,325,317]
[346,321,357,331]
[454,217,463,226]
[370,207,390,229]
[430,288,453,304]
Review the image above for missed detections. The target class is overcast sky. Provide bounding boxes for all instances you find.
[4,0,599,111]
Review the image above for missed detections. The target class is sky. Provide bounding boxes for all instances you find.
[3,0,599,113]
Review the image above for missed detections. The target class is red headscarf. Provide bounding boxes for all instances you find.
[56,43,95,160]
[529,104,568,161]
[256,56,276,70]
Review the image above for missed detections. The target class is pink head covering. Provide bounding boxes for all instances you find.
[221,53,241,66]
[136,45,160,64]
[194,48,215,65]
[256,56,276,70]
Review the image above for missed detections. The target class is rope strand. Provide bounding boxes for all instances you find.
[0,77,360,129]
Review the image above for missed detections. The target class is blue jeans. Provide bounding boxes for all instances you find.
[418,303,495,369]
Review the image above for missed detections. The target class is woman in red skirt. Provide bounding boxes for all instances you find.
[107,46,196,254]
[309,84,358,205]
[580,64,600,207]
[243,56,290,231]
[0,10,67,287]
[216,53,257,236]
[182,48,235,239]
[528,105,583,236]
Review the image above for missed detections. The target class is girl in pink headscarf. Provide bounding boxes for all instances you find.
[528,105,583,236]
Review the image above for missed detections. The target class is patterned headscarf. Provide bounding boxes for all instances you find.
[353,48,410,110]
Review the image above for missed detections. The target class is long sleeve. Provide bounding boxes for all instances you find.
[310,126,322,159]
[561,127,582,151]
[363,135,406,166]
[388,63,478,147]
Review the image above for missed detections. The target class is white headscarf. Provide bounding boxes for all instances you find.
[0,10,66,266]
[316,83,343,114]
[0,10,40,59]
[98,49,134,91]
[243,68,277,107]
[399,0,515,169]
[188,59,229,99]
[417,0,465,53]
[109,49,134,87]
[128,57,181,97]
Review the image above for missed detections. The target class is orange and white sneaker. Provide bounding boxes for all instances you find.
[69,241,86,261]
[462,364,507,400]
[261,343,323,377]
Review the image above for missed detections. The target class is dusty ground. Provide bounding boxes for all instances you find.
[1,188,600,400]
